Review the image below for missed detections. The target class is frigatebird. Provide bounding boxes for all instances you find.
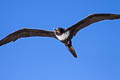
[0,13,120,58]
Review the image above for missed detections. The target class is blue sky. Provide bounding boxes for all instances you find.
[0,0,120,80]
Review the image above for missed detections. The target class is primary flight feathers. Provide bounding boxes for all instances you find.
[0,13,120,58]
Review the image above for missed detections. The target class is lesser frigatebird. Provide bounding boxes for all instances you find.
[0,13,120,58]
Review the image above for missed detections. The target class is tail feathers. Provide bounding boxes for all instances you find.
[65,45,77,58]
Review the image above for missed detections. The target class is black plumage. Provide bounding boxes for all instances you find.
[0,13,120,58]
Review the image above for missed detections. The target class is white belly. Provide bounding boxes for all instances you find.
[55,31,70,40]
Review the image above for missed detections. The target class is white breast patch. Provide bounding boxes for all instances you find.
[55,31,70,40]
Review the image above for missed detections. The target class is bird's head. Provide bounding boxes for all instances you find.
[54,27,64,35]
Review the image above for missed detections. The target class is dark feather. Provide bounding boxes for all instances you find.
[65,44,77,58]
[66,14,120,37]
[63,41,77,58]
[1,13,120,58]
[0,28,56,46]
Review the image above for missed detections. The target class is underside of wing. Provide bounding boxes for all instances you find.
[66,13,120,37]
[0,28,56,46]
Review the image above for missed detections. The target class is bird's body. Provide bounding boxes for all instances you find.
[0,13,120,58]
[55,30,70,41]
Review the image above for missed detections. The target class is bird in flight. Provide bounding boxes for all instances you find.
[0,13,120,58]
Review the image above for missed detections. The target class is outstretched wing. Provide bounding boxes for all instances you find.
[66,13,120,37]
[0,28,56,46]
